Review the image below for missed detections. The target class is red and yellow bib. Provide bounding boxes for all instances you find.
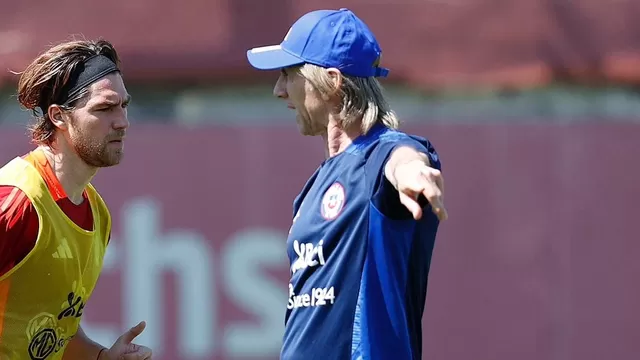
[0,155,110,360]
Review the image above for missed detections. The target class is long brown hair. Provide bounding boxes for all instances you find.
[16,39,121,146]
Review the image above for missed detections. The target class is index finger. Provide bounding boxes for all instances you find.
[422,167,444,194]
[420,177,447,221]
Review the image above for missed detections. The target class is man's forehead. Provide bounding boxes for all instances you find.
[86,74,128,103]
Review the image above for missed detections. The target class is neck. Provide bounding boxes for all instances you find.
[39,144,97,205]
[323,116,363,158]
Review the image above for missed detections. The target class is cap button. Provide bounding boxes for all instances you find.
[339,8,348,11]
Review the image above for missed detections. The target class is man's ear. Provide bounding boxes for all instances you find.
[323,67,345,108]
[326,68,343,96]
[47,105,69,130]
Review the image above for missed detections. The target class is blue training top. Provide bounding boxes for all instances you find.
[282,124,442,360]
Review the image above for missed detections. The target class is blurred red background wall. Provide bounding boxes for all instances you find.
[2,0,640,89]
[1,122,638,360]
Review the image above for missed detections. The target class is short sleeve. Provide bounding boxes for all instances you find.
[365,132,441,220]
[0,186,39,277]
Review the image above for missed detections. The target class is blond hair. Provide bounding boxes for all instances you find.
[298,64,399,133]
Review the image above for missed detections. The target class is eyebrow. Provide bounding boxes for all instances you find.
[94,94,132,107]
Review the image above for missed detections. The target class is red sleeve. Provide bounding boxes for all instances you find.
[0,186,39,277]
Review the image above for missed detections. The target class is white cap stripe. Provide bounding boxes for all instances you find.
[249,45,282,54]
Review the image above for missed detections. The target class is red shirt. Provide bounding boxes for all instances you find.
[0,150,94,277]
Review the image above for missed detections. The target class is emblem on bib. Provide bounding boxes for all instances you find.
[321,182,345,220]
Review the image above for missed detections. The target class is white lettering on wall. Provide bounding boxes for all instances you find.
[82,198,288,358]
[223,229,286,357]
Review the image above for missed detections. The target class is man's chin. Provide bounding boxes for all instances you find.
[90,154,124,168]
[295,117,325,137]
[104,156,124,167]
[101,161,121,168]
[298,125,323,137]
[300,130,321,137]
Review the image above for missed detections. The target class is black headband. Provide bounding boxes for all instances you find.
[57,54,119,105]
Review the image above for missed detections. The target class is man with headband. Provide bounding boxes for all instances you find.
[0,39,152,359]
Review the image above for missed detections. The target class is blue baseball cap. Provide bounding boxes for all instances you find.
[246,8,389,78]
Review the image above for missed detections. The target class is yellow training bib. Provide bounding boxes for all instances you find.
[0,157,111,360]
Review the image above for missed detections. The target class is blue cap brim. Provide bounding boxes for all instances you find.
[246,45,305,71]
